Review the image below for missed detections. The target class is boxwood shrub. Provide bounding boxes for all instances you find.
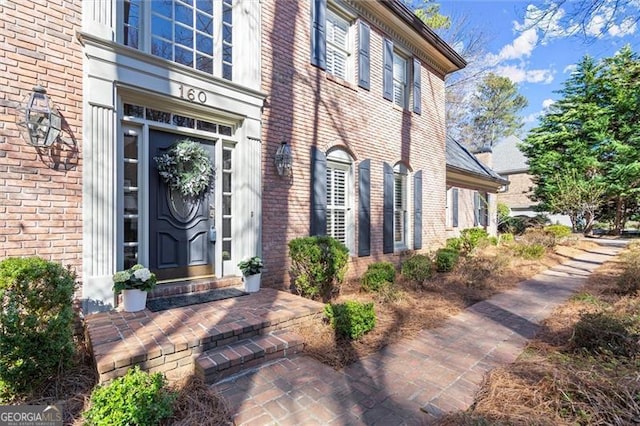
[84,366,176,426]
[288,236,349,302]
[0,257,76,399]
[435,248,460,272]
[361,262,396,292]
[401,254,432,282]
[324,301,376,340]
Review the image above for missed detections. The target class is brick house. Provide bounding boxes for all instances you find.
[2,0,512,313]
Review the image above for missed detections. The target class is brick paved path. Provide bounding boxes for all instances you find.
[212,242,624,425]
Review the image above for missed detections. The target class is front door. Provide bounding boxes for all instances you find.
[149,130,215,281]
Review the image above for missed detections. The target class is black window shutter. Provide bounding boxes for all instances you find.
[382,38,394,101]
[473,191,480,226]
[310,0,327,69]
[311,147,327,235]
[358,21,370,90]
[413,58,421,114]
[413,171,422,250]
[452,188,459,228]
[383,162,394,253]
[358,160,371,256]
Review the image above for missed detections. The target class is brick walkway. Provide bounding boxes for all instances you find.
[212,242,625,425]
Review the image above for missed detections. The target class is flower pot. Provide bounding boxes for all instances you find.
[122,289,148,312]
[243,273,261,293]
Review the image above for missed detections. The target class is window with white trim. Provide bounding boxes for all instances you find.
[326,9,352,81]
[393,53,408,108]
[122,0,233,79]
[394,164,408,247]
[326,150,354,252]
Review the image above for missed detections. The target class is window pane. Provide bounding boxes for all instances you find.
[196,33,213,54]
[197,0,213,15]
[124,134,138,158]
[223,150,231,170]
[151,37,173,60]
[123,104,144,119]
[223,64,232,80]
[222,172,231,192]
[152,0,172,17]
[223,195,231,215]
[124,162,138,187]
[196,12,213,33]
[172,115,195,127]
[175,24,193,47]
[146,108,171,123]
[152,15,172,40]
[175,46,193,66]
[222,218,231,238]
[196,54,213,73]
[124,246,138,269]
[197,120,217,133]
[219,125,233,136]
[223,24,232,42]
[223,1,232,25]
[222,241,231,260]
[175,2,193,26]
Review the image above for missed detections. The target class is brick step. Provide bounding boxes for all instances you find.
[196,330,303,384]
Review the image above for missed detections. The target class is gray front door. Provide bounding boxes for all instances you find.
[149,130,215,281]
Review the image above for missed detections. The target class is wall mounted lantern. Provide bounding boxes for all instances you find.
[274,140,293,177]
[18,85,62,148]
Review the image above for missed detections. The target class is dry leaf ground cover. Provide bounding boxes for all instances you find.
[437,240,640,425]
[294,236,600,369]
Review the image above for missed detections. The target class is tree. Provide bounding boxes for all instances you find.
[408,0,451,30]
[460,73,528,150]
[522,0,640,40]
[521,47,640,234]
[545,170,606,234]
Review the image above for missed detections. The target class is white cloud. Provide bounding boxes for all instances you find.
[516,4,569,43]
[608,17,637,37]
[542,98,555,109]
[494,65,555,85]
[563,64,577,74]
[523,112,541,124]
[496,28,539,61]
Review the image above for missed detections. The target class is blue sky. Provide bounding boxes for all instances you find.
[436,0,640,135]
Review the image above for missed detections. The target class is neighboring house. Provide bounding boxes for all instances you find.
[2,0,499,313]
[445,137,508,238]
[493,136,571,226]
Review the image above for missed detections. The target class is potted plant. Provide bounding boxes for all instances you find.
[112,264,157,312]
[237,256,263,293]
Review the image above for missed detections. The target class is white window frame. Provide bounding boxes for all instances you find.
[120,0,232,79]
[392,52,408,108]
[326,7,353,81]
[393,163,409,249]
[326,149,354,253]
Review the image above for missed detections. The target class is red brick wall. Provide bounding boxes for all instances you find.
[260,1,448,288]
[0,1,83,283]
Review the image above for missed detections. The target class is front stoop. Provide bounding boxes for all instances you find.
[84,288,324,383]
[195,330,303,383]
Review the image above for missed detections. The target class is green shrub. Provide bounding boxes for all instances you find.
[288,236,349,301]
[445,237,462,251]
[544,224,572,239]
[361,262,396,292]
[84,366,176,426]
[0,257,76,399]
[401,254,432,282]
[487,236,499,246]
[572,312,639,357]
[522,228,557,248]
[460,227,489,253]
[324,301,376,340]
[499,233,514,243]
[513,242,546,259]
[435,248,460,272]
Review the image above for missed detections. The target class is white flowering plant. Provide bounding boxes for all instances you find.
[112,264,158,293]
[237,256,263,276]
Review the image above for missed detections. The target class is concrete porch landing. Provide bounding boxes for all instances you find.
[84,288,325,383]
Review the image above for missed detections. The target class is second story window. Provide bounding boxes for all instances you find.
[326,9,352,80]
[122,0,233,80]
[393,53,407,108]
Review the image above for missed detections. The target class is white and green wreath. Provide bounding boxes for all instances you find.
[154,139,214,198]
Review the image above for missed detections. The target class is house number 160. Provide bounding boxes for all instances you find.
[178,85,207,104]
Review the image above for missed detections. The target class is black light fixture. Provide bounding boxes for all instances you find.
[274,140,293,177]
[18,85,62,148]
